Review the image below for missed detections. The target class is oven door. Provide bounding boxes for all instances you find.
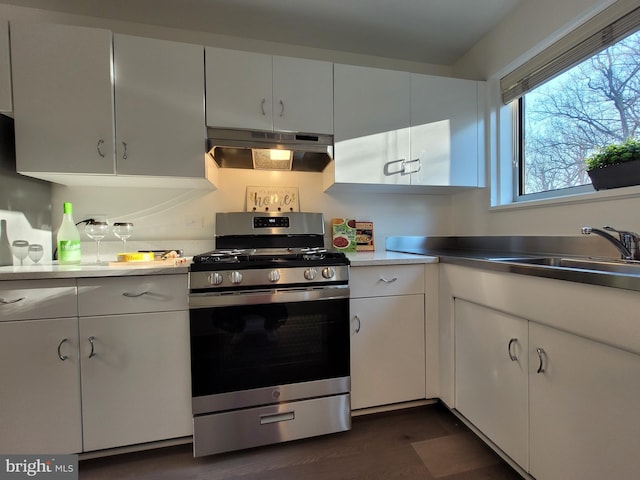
[190,286,350,415]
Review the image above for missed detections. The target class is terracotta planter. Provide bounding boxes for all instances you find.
[587,159,640,190]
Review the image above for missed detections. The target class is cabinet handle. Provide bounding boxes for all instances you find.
[383,158,406,176]
[57,338,69,361]
[353,314,361,333]
[536,347,547,373]
[122,291,149,298]
[279,100,285,117]
[97,139,105,158]
[0,296,26,305]
[508,338,518,361]
[402,158,422,175]
[261,98,267,116]
[88,336,96,358]
[379,277,398,284]
[122,141,128,160]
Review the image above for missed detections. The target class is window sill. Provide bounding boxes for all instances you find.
[490,184,640,212]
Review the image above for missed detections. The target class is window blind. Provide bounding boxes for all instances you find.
[500,0,640,104]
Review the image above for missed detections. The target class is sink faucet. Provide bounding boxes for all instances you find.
[581,226,640,260]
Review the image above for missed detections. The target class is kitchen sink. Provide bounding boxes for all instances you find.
[490,256,640,275]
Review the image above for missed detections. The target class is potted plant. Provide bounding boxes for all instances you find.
[586,138,640,190]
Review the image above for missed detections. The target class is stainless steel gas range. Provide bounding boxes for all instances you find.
[188,212,351,457]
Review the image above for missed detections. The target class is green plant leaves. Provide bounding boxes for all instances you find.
[586,138,640,171]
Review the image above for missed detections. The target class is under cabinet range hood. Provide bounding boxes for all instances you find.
[206,127,333,172]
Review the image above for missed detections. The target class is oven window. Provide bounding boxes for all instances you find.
[190,298,350,397]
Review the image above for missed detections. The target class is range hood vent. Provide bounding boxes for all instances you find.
[206,127,333,172]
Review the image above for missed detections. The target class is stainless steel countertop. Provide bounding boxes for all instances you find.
[386,235,640,292]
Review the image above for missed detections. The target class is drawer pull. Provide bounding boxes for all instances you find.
[57,338,69,361]
[122,291,149,298]
[379,277,398,284]
[88,336,97,358]
[508,338,518,361]
[0,296,26,305]
[260,411,295,425]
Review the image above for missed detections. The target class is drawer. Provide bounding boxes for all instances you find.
[350,264,425,298]
[78,274,187,316]
[0,279,77,321]
[193,394,350,457]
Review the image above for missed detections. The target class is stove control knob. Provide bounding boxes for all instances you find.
[268,269,280,283]
[230,271,243,284]
[322,267,336,279]
[207,272,223,286]
[304,267,318,281]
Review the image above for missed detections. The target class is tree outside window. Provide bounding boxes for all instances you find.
[521,30,640,195]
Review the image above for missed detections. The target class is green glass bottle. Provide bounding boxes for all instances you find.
[57,202,81,264]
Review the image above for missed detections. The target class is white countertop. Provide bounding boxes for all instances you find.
[0,261,189,281]
[0,251,438,281]
[346,250,438,266]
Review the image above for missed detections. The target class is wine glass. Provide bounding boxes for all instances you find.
[28,244,44,264]
[113,222,133,251]
[85,221,109,263]
[12,240,29,266]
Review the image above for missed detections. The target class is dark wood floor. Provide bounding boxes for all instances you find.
[79,403,523,480]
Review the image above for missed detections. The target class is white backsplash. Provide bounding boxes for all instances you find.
[51,168,455,254]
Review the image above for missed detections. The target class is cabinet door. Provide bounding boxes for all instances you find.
[455,299,529,469]
[0,318,82,454]
[205,47,273,131]
[272,56,333,134]
[11,22,115,175]
[410,74,480,186]
[0,20,11,113]
[79,311,192,451]
[333,64,411,185]
[350,294,425,409]
[114,34,206,178]
[529,322,640,480]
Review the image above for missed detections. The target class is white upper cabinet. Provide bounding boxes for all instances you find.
[11,23,215,188]
[327,64,483,191]
[113,34,206,179]
[410,74,482,187]
[206,48,273,131]
[11,22,116,176]
[272,56,333,134]
[332,63,411,186]
[205,47,333,134]
[0,20,12,113]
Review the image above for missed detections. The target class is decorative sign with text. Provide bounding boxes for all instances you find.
[246,186,300,212]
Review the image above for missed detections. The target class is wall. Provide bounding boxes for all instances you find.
[51,169,454,257]
[0,114,53,261]
[450,0,640,236]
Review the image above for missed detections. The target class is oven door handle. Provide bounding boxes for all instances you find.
[189,286,350,308]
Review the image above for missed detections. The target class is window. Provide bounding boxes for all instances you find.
[520,31,640,196]
[499,2,640,202]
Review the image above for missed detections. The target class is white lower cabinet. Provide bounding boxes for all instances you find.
[79,311,192,451]
[0,279,80,454]
[529,322,640,480]
[350,264,426,410]
[455,299,528,469]
[0,274,192,455]
[446,265,640,480]
[0,317,82,454]
[77,275,192,452]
